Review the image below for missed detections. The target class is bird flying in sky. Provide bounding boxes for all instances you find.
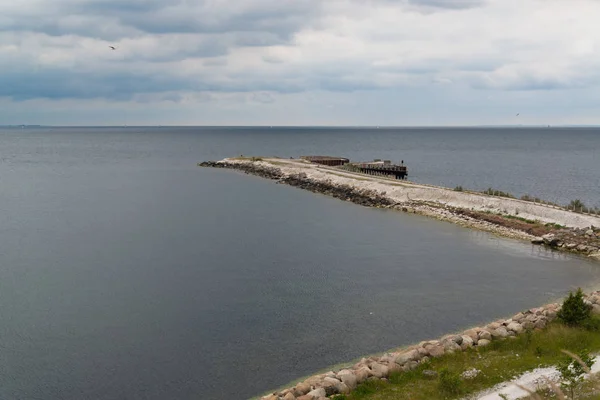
[516,113,520,116]
[109,46,116,50]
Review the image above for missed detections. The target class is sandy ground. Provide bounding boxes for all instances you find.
[229,158,600,230]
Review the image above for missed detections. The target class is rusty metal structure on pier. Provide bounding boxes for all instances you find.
[300,156,350,166]
[300,155,408,180]
[343,159,408,180]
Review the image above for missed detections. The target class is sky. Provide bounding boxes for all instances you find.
[1,0,599,126]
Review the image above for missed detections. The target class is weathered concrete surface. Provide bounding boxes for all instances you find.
[249,158,600,229]
[203,157,600,230]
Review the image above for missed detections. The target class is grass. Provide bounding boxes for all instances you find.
[482,188,515,198]
[503,214,538,224]
[336,318,600,400]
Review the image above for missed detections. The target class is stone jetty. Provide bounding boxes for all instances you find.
[199,158,600,261]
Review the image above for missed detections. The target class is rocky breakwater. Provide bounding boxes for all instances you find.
[259,292,600,400]
[533,226,600,261]
[200,159,600,261]
[198,160,393,208]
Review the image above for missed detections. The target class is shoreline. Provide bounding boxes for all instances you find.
[198,157,600,399]
[199,157,600,261]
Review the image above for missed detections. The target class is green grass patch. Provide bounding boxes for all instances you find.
[341,318,600,400]
[503,214,538,224]
[482,188,515,198]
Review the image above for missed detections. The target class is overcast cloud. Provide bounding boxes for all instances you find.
[1,0,599,125]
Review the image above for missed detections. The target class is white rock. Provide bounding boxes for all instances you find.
[370,362,389,378]
[306,388,326,398]
[461,335,474,350]
[491,327,509,338]
[507,322,524,334]
[461,368,481,380]
[337,371,357,390]
[478,330,492,341]
[395,350,420,365]
[477,339,491,347]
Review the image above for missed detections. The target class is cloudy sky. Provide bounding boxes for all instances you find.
[1,0,599,126]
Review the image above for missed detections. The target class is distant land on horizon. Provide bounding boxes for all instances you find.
[2,124,600,129]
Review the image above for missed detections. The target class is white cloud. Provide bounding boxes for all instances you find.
[1,0,600,124]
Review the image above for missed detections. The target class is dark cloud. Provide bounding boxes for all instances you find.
[0,67,196,101]
[1,0,321,42]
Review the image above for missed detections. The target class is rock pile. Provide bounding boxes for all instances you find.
[199,161,393,208]
[533,228,600,259]
[199,159,600,260]
[256,292,598,400]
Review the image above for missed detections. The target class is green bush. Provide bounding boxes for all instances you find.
[438,368,462,396]
[482,188,514,198]
[568,199,586,212]
[557,288,591,326]
[581,316,600,332]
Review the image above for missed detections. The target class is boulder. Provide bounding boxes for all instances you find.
[487,322,501,330]
[534,319,547,330]
[491,327,509,338]
[460,335,474,350]
[566,243,578,250]
[592,304,600,315]
[297,396,313,400]
[323,377,341,385]
[531,237,545,245]
[354,368,371,384]
[507,322,524,334]
[426,344,445,358]
[306,388,326,399]
[370,362,389,379]
[403,361,419,371]
[464,329,480,343]
[262,395,278,400]
[477,339,491,347]
[293,383,311,397]
[379,353,395,364]
[478,330,492,341]
[337,371,357,390]
[395,350,420,365]
[542,234,560,246]
[512,313,525,323]
[442,340,461,353]
[522,321,534,331]
[586,229,595,236]
[417,347,429,358]
[283,393,296,400]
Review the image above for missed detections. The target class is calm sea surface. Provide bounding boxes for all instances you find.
[0,127,599,399]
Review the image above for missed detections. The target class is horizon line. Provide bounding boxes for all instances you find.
[3,124,600,128]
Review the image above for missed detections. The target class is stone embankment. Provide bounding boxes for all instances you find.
[256,292,600,400]
[533,229,600,260]
[198,159,600,261]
